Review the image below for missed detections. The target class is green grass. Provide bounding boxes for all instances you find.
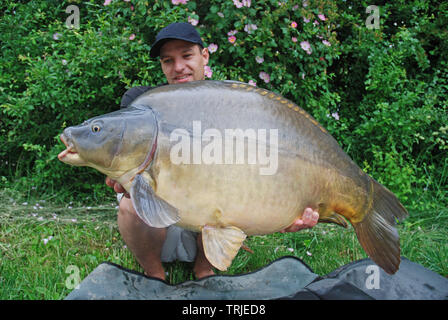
[0,187,447,299]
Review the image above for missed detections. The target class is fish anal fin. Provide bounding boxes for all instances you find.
[202,225,247,271]
[130,174,180,228]
[319,212,349,228]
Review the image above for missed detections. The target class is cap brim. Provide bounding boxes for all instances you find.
[150,37,204,58]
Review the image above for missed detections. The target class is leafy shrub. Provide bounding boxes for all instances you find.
[1,0,446,206]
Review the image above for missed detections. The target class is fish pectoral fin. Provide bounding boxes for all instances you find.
[130,174,180,228]
[318,212,349,228]
[202,225,247,271]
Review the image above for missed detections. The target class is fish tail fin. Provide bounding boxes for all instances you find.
[353,179,408,275]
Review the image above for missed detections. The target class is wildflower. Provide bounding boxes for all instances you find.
[300,41,312,54]
[208,43,218,53]
[104,0,112,5]
[292,37,298,43]
[287,248,294,253]
[62,59,68,65]
[290,21,297,28]
[301,72,306,79]
[313,20,319,26]
[228,35,236,44]
[318,14,326,21]
[248,80,257,86]
[129,34,135,40]
[259,71,270,83]
[306,251,312,256]
[242,0,251,6]
[227,30,238,36]
[331,112,340,120]
[244,24,257,34]
[303,17,310,23]
[71,218,77,223]
[204,65,213,78]
[53,33,61,40]
[255,56,264,64]
[217,12,224,18]
[322,40,331,46]
[188,16,198,26]
[233,0,243,8]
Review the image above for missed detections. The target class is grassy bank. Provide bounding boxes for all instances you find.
[0,188,446,300]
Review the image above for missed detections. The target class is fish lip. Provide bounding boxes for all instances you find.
[58,134,77,160]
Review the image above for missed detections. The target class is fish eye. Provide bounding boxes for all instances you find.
[92,125,101,133]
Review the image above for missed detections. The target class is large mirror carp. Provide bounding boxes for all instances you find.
[58,80,408,274]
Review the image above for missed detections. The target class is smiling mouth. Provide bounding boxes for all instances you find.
[174,74,192,82]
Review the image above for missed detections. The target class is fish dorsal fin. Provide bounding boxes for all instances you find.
[318,212,349,228]
[130,174,180,228]
[202,225,247,271]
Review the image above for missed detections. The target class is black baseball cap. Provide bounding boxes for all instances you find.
[150,22,204,58]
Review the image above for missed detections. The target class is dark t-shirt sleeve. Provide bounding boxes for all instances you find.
[120,85,153,108]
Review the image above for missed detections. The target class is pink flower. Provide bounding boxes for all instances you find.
[248,80,257,86]
[259,71,270,83]
[313,20,319,26]
[52,33,61,40]
[242,0,251,7]
[204,65,213,78]
[129,34,135,40]
[244,24,258,34]
[290,21,297,28]
[292,37,298,43]
[255,56,264,64]
[208,43,218,53]
[300,41,312,54]
[233,0,243,8]
[322,40,331,46]
[227,30,238,36]
[303,17,310,23]
[318,14,326,21]
[188,16,198,26]
[104,0,112,5]
[228,35,236,44]
[172,0,188,5]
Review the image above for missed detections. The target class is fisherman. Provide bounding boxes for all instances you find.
[106,22,320,281]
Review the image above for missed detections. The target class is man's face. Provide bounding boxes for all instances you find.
[159,39,209,84]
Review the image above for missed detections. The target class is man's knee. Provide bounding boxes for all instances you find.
[118,196,138,219]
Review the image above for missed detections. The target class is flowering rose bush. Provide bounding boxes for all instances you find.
[0,0,446,205]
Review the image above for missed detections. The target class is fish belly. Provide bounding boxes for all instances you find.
[153,154,332,236]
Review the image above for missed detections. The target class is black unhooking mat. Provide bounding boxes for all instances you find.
[64,256,448,300]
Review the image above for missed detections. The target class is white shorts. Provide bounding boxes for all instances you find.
[117,193,197,262]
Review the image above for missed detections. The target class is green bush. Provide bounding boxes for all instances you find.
[1,0,446,206]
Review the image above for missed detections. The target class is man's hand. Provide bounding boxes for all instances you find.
[105,177,130,198]
[280,208,319,233]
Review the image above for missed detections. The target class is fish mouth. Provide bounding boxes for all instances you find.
[58,134,80,163]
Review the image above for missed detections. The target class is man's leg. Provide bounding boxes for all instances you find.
[117,196,167,280]
[193,233,215,279]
